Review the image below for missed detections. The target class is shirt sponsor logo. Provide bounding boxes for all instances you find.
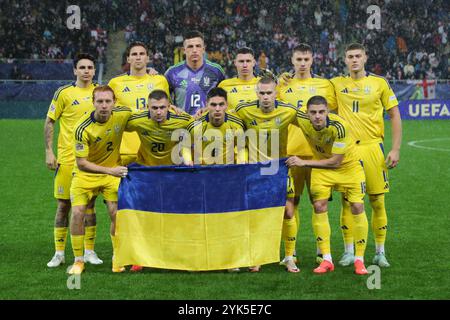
[76,143,84,151]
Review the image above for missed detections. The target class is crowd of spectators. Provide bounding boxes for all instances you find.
[1,0,448,80]
[126,0,449,80]
[0,0,132,63]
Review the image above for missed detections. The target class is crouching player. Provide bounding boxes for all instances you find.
[286,95,369,275]
[68,85,132,274]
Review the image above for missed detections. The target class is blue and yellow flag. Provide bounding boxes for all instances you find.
[115,161,287,271]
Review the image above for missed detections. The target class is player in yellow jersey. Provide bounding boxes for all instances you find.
[68,85,132,274]
[218,47,259,111]
[286,96,369,275]
[108,41,170,165]
[188,88,246,165]
[236,76,299,273]
[126,90,194,167]
[330,43,402,268]
[277,43,337,264]
[44,53,103,268]
[124,89,193,272]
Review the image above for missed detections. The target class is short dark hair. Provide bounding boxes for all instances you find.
[207,87,227,102]
[292,43,313,55]
[236,47,254,57]
[184,30,204,42]
[73,53,95,68]
[148,89,169,101]
[345,43,366,53]
[92,85,115,102]
[306,95,328,108]
[126,41,148,57]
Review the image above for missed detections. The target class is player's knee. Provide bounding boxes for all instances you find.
[369,194,385,212]
[350,202,364,214]
[313,200,327,213]
[57,199,71,215]
[71,206,85,221]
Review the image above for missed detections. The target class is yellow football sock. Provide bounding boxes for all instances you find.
[370,194,388,246]
[313,211,331,255]
[84,226,96,251]
[71,234,84,258]
[294,204,300,228]
[282,217,297,257]
[340,198,354,247]
[352,212,369,257]
[54,227,68,252]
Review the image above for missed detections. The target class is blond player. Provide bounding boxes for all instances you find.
[68,85,132,274]
[236,76,299,273]
[44,53,102,268]
[331,43,402,267]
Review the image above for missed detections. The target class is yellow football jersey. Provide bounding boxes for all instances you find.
[330,73,399,143]
[277,75,336,157]
[108,73,170,156]
[47,82,97,165]
[187,112,246,164]
[125,110,193,166]
[218,77,259,110]
[296,111,359,169]
[73,106,132,176]
[236,100,297,162]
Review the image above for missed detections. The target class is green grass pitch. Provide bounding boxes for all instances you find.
[1,119,449,299]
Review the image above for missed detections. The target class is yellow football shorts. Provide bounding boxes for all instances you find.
[286,174,295,199]
[120,154,137,166]
[70,172,120,206]
[289,157,312,197]
[54,163,74,200]
[311,162,366,203]
[357,142,390,195]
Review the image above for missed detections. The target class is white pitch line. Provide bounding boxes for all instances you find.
[407,138,450,152]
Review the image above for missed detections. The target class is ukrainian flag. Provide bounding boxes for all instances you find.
[115,161,287,271]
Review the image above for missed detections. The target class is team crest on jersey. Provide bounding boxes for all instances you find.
[203,76,210,87]
[76,143,84,151]
[58,186,64,194]
[224,131,233,141]
[309,86,317,94]
[114,124,120,134]
[275,117,281,127]
[147,84,154,91]
[364,86,371,94]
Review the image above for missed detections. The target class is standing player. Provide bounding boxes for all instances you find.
[236,76,299,273]
[108,41,170,165]
[331,43,402,267]
[44,53,103,268]
[277,44,337,264]
[218,47,259,111]
[165,30,225,115]
[68,85,132,274]
[286,95,369,275]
